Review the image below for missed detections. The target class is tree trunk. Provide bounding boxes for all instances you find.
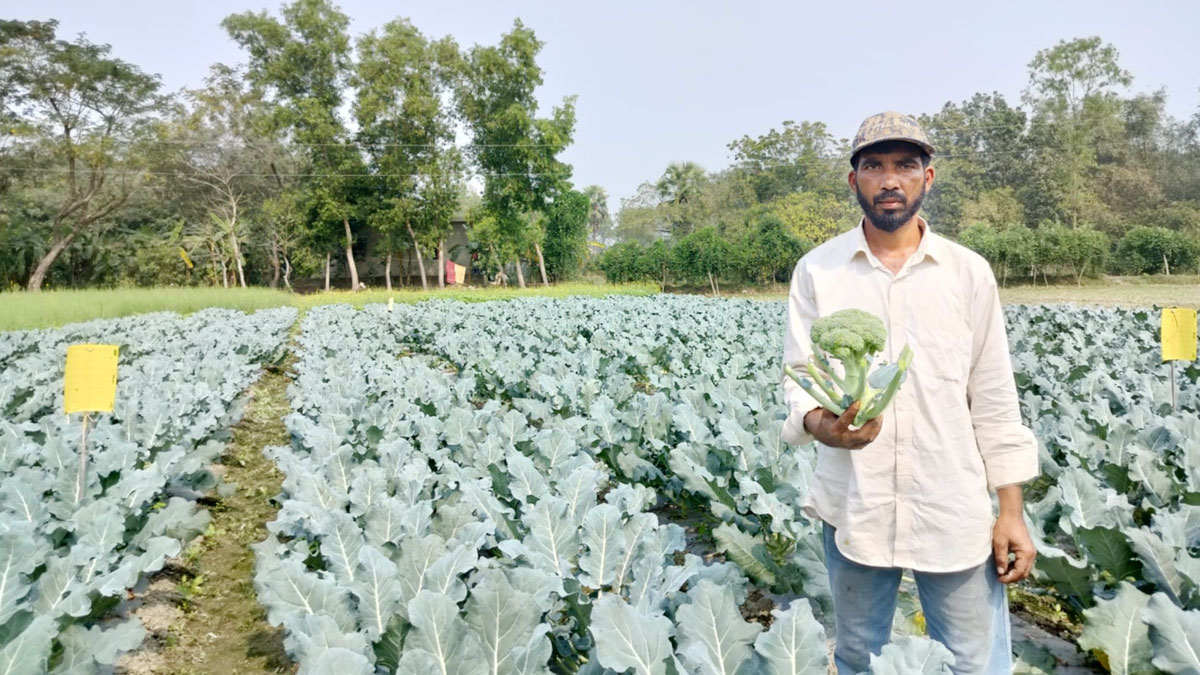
[283,254,293,291]
[1164,252,1171,276]
[515,257,526,288]
[221,258,229,288]
[406,222,428,291]
[707,271,716,296]
[231,234,246,288]
[324,253,331,292]
[25,233,78,292]
[488,243,506,285]
[269,237,281,289]
[438,239,446,289]
[534,242,549,286]
[343,217,360,291]
[385,252,393,292]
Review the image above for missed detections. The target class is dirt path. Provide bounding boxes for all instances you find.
[124,353,297,675]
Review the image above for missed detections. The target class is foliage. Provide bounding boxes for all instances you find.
[541,189,590,281]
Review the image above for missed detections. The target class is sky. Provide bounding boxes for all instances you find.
[9,0,1200,213]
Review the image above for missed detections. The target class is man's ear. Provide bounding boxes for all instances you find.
[925,165,935,191]
[848,170,857,191]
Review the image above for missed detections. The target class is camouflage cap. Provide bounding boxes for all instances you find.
[850,111,935,165]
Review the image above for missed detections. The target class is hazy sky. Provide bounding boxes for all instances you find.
[10,1,1200,212]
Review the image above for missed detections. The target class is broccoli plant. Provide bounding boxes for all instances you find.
[784,308,913,426]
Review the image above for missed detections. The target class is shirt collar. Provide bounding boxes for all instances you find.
[849,216,945,266]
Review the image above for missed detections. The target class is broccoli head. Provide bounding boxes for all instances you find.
[784,308,913,427]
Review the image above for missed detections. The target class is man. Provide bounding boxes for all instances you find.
[779,111,1038,675]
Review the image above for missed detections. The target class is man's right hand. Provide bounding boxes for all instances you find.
[803,401,882,449]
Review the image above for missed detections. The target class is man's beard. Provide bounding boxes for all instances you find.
[856,182,926,233]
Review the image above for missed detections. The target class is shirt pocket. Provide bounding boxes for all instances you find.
[909,287,972,384]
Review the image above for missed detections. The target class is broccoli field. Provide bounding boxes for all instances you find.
[0,296,1198,674]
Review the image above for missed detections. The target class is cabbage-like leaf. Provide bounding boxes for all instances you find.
[590,594,673,675]
[465,571,543,675]
[753,598,828,674]
[713,523,776,587]
[867,636,955,674]
[52,618,145,673]
[520,497,579,578]
[676,580,761,675]
[401,590,487,675]
[578,504,625,590]
[1142,591,1200,674]
[0,614,54,675]
[1077,581,1153,675]
[0,533,40,625]
[301,647,374,675]
[352,545,402,640]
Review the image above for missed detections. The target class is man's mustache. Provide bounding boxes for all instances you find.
[874,190,906,205]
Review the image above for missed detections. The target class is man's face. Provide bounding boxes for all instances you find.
[849,146,934,233]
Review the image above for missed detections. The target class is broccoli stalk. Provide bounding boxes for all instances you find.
[783,308,913,427]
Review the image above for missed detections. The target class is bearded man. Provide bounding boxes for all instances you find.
[779,111,1039,675]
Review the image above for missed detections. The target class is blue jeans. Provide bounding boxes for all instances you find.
[822,521,1012,675]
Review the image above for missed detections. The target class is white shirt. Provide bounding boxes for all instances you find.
[780,218,1039,572]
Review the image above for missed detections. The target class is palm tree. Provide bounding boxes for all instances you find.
[655,161,706,206]
[655,162,707,237]
[582,185,612,248]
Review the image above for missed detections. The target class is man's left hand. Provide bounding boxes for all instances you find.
[992,513,1035,584]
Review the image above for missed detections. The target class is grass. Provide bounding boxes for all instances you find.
[0,281,660,332]
[2,275,1194,333]
[720,275,1200,309]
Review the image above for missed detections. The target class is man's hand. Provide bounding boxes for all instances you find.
[803,402,882,450]
[992,510,1035,584]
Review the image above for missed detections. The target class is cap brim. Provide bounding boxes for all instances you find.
[851,136,936,158]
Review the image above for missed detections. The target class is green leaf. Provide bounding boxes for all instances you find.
[52,619,146,674]
[1141,592,1200,674]
[1012,638,1057,674]
[867,636,955,674]
[402,590,488,675]
[0,614,54,675]
[713,523,776,587]
[676,580,762,675]
[1077,582,1154,675]
[590,594,673,675]
[578,504,625,590]
[1076,527,1141,581]
[753,598,828,674]
[465,571,541,675]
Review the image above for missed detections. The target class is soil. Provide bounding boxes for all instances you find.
[115,350,297,675]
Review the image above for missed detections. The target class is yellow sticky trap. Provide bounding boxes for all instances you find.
[178,247,194,270]
[64,344,120,414]
[1162,308,1198,362]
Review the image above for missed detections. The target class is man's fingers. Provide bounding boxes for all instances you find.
[993,537,1010,578]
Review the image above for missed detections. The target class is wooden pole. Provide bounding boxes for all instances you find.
[75,412,90,504]
[1170,361,1177,412]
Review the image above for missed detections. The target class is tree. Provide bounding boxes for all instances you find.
[673,226,735,295]
[1023,37,1132,228]
[0,20,163,291]
[654,161,708,236]
[762,191,855,245]
[727,120,844,203]
[542,189,589,281]
[457,20,576,288]
[223,0,367,291]
[581,184,613,250]
[356,19,463,291]
[170,64,282,288]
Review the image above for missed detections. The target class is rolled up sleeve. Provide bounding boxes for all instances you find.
[781,260,823,447]
[966,267,1039,492]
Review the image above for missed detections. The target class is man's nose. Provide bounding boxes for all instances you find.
[880,166,901,190]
